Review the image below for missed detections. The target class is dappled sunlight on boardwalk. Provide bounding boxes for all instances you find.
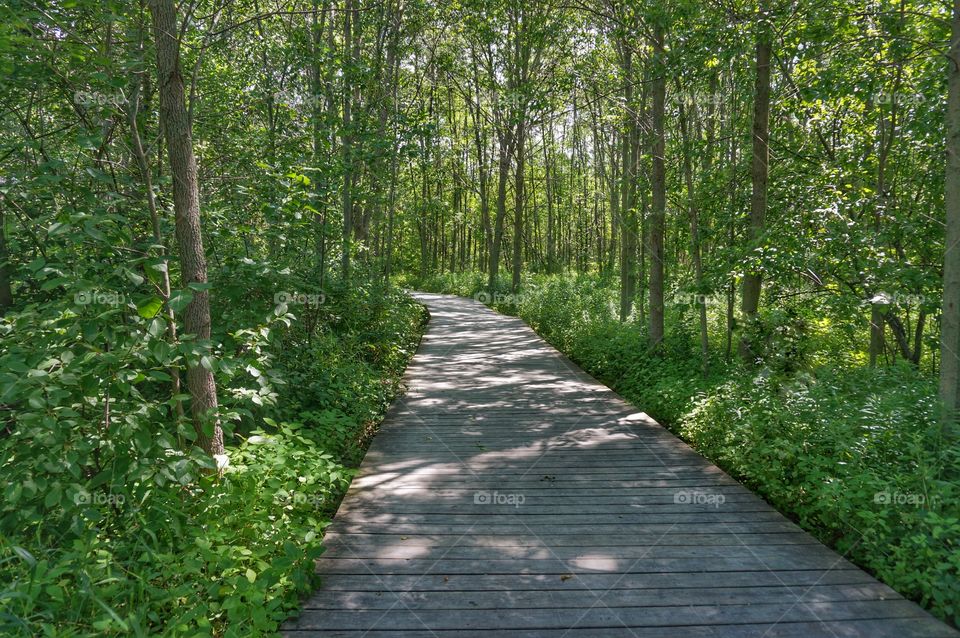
[283,293,959,638]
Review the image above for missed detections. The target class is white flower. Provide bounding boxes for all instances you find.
[214,454,230,471]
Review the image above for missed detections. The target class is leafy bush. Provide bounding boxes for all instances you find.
[0,275,426,636]
[680,366,960,623]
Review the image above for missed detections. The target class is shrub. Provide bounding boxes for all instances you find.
[0,276,426,636]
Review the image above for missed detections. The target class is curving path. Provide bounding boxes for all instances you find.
[283,292,959,637]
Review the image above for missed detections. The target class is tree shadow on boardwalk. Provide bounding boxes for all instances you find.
[282,293,959,638]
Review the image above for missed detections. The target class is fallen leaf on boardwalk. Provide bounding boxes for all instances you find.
[560,574,574,581]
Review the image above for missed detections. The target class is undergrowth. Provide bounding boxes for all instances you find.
[0,265,426,637]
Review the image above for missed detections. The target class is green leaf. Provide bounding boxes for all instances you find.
[44,485,62,508]
[150,340,171,363]
[40,276,70,291]
[168,290,194,313]
[137,297,164,319]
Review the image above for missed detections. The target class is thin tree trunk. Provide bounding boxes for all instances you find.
[725,70,738,362]
[738,16,772,362]
[148,0,223,457]
[543,123,556,273]
[312,0,328,281]
[618,45,637,321]
[941,2,960,428]
[677,81,708,374]
[648,25,667,347]
[512,122,526,292]
[341,0,354,279]
[489,129,514,289]
[0,203,12,315]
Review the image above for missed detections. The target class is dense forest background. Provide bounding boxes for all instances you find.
[1,0,959,635]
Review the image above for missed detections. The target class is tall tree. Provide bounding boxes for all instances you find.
[0,204,11,315]
[676,77,710,373]
[341,0,356,279]
[941,0,960,430]
[148,0,223,456]
[648,23,667,347]
[618,41,638,321]
[738,7,772,362]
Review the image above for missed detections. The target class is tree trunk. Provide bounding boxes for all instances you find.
[489,129,514,289]
[511,122,526,292]
[870,12,905,367]
[941,2,960,429]
[341,0,354,280]
[738,16,772,362]
[148,0,223,457]
[312,0,328,281]
[618,45,637,321]
[0,203,12,315]
[648,25,667,347]
[544,123,556,273]
[677,81,708,374]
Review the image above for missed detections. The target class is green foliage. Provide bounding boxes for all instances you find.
[0,280,426,636]
[681,366,959,623]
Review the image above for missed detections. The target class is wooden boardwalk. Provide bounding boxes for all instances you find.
[284,292,959,637]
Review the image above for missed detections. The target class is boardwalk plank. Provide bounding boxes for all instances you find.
[298,582,900,610]
[291,600,929,630]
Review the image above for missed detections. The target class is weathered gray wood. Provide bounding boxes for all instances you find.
[283,619,960,638]
[299,582,899,610]
[325,512,793,525]
[290,600,929,630]
[321,532,821,546]
[316,543,843,562]
[326,521,807,535]
[311,555,856,574]
[284,619,960,638]
[283,293,957,637]
[310,569,884,592]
